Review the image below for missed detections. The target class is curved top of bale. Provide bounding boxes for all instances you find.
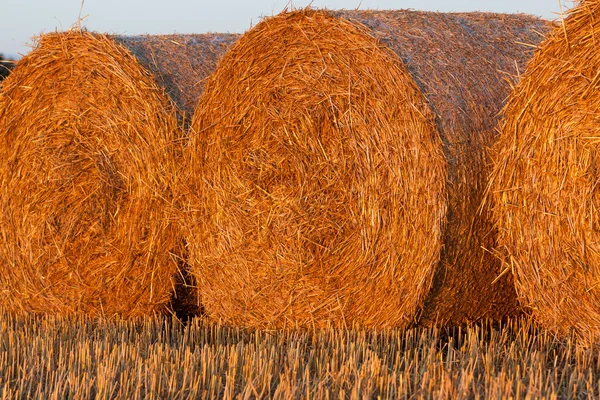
[115,33,239,116]
[491,0,600,341]
[186,9,546,329]
[0,30,235,317]
[332,10,545,134]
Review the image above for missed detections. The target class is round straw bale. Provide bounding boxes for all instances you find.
[0,31,237,317]
[185,10,547,329]
[491,0,600,341]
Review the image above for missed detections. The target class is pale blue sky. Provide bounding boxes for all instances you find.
[2,0,574,58]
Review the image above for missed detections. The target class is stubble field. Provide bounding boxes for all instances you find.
[0,312,598,399]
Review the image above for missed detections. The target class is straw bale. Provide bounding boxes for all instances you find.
[185,9,547,329]
[0,31,237,317]
[490,0,600,341]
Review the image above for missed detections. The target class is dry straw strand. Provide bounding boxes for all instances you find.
[185,10,547,329]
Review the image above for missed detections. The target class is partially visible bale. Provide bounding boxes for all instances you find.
[185,10,547,329]
[0,57,14,82]
[491,0,600,342]
[0,31,237,317]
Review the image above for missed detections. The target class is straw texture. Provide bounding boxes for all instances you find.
[491,0,600,342]
[115,34,239,117]
[0,31,237,317]
[185,9,547,329]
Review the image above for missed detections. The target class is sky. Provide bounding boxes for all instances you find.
[2,0,575,58]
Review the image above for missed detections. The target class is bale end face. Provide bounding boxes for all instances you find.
[0,32,182,317]
[185,10,447,329]
[491,0,600,342]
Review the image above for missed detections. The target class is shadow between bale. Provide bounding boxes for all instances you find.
[490,0,600,343]
[0,31,237,317]
[184,10,548,329]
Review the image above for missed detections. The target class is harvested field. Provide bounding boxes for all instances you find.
[184,10,548,329]
[0,312,598,399]
[0,31,237,317]
[490,0,600,343]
